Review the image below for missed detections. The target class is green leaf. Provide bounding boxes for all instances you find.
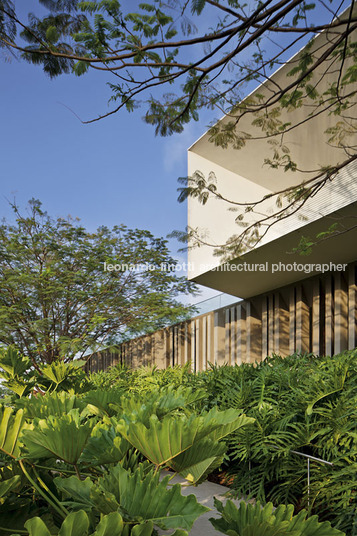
[54,475,95,511]
[118,407,253,482]
[73,60,90,76]
[95,464,209,530]
[24,510,90,536]
[24,517,52,536]
[0,475,21,498]
[117,413,199,466]
[82,389,125,417]
[55,465,207,530]
[0,406,28,457]
[92,512,124,536]
[0,347,31,378]
[80,424,131,466]
[45,26,59,43]
[19,391,81,419]
[21,411,93,464]
[170,448,223,484]
[58,510,89,536]
[210,500,345,536]
[40,361,86,386]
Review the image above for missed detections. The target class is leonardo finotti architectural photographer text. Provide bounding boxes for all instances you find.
[103,261,347,274]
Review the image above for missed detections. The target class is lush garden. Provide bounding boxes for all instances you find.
[0,347,355,535]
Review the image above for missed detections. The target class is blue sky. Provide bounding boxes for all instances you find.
[0,49,204,237]
[0,4,222,303]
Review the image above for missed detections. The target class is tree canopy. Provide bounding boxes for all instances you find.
[0,1,355,131]
[0,200,197,365]
[0,0,356,256]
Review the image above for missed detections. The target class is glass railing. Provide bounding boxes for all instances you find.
[190,293,241,316]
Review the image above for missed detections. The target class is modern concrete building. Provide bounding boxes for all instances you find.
[86,11,357,374]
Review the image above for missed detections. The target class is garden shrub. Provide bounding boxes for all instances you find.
[91,350,357,533]
[0,348,251,536]
[1,347,356,535]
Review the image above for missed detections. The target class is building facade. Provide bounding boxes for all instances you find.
[86,12,357,374]
[86,261,356,374]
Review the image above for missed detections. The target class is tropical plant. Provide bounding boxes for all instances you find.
[0,352,255,535]
[88,349,357,533]
[197,350,357,533]
[0,199,197,365]
[16,510,134,536]
[0,347,92,400]
[210,499,345,536]
[2,346,355,534]
[90,362,203,393]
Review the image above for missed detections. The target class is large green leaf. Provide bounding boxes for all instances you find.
[58,510,89,536]
[0,347,31,378]
[0,475,21,499]
[54,475,96,511]
[4,378,35,398]
[95,464,209,530]
[288,509,347,536]
[82,390,125,418]
[55,465,208,531]
[92,512,124,536]
[0,348,34,398]
[169,440,225,483]
[23,510,90,536]
[117,413,197,466]
[131,522,155,536]
[54,475,122,515]
[118,407,254,481]
[202,410,255,442]
[80,423,131,466]
[18,391,82,420]
[169,412,254,482]
[210,500,345,536]
[23,517,52,536]
[40,361,86,385]
[10,504,131,536]
[21,410,93,464]
[0,406,28,458]
[118,385,206,422]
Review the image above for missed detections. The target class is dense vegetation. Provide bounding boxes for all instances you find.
[0,347,355,535]
[0,347,254,535]
[91,350,357,534]
[0,200,197,364]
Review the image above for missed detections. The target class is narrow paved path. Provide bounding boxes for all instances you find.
[167,474,244,536]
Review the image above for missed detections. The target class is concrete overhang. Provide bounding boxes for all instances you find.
[188,6,357,192]
[187,7,357,297]
[190,202,357,299]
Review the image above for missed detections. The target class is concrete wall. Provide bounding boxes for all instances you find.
[85,262,357,373]
[187,157,357,282]
[187,16,357,291]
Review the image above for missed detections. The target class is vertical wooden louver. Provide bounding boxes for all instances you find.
[86,262,357,373]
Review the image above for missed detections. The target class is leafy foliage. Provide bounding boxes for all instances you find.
[0,200,197,364]
[0,349,256,536]
[1,2,356,259]
[22,510,127,536]
[0,0,354,139]
[91,350,357,533]
[210,499,345,536]
[118,407,254,482]
[55,464,208,530]
[197,351,357,534]
[0,344,355,534]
